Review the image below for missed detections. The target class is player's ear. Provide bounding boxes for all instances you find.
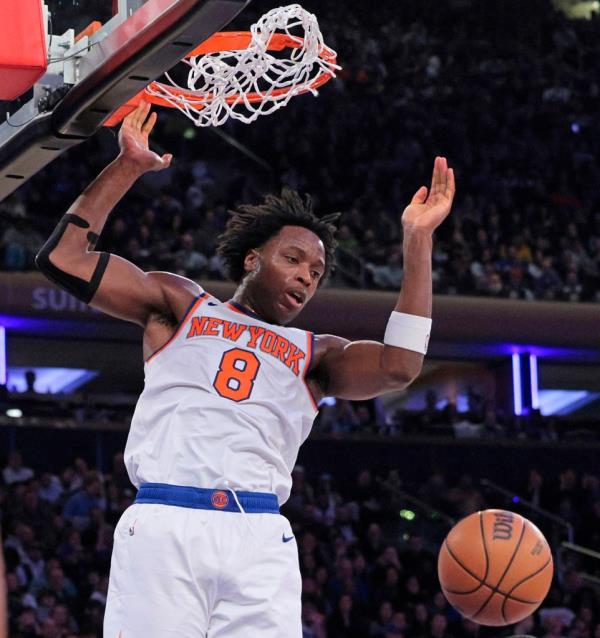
[243,249,261,274]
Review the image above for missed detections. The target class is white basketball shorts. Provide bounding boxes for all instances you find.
[103,485,301,637]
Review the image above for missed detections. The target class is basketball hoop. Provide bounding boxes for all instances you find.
[104,4,340,128]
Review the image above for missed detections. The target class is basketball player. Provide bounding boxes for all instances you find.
[36,102,455,637]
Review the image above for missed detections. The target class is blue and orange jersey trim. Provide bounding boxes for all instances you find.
[303,331,319,411]
[226,300,266,322]
[145,293,208,365]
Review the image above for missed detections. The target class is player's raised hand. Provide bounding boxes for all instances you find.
[402,157,455,234]
[117,101,172,173]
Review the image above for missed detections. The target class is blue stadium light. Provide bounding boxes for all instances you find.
[0,314,105,337]
[529,354,539,410]
[478,342,600,362]
[538,390,596,416]
[512,353,523,416]
[0,315,46,331]
[6,367,99,394]
[318,396,336,407]
[0,325,5,386]
[512,496,520,504]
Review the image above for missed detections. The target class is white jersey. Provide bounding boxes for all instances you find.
[124,291,318,504]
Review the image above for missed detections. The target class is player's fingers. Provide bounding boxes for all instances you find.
[128,103,143,130]
[430,157,443,197]
[121,106,137,130]
[139,102,153,131]
[441,157,448,193]
[445,167,456,201]
[161,153,173,168]
[142,111,157,135]
[429,157,437,194]
[437,157,449,196]
[411,186,428,204]
[132,100,150,130]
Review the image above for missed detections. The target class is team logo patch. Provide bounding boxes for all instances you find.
[211,491,229,509]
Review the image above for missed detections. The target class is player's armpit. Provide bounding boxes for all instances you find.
[311,335,422,401]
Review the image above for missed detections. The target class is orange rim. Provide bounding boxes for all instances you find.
[103,31,337,126]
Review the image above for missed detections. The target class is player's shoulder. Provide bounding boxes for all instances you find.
[145,271,213,321]
[314,333,350,351]
[146,271,203,296]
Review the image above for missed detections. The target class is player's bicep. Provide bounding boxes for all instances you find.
[316,339,387,400]
[313,336,414,401]
[88,253,170,325]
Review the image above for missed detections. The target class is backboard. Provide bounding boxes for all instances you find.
[0,0,252,201]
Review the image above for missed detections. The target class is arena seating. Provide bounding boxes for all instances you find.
[2,449,598,638]
[1,0,600,302]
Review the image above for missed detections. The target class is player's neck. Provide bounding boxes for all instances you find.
[231,285,277,325]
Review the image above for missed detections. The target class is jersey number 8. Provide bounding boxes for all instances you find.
[213,348,261,402]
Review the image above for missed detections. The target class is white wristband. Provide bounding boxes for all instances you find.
[384,311,432,355]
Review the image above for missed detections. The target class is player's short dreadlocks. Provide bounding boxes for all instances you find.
[217,187,340,284]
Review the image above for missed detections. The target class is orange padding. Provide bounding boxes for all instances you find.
[0,0,48,100]
[103,31,337,127]
[76,21,102,43]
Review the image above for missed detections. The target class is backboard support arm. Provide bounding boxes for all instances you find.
[0,0,252,202]
[119,0,147,17]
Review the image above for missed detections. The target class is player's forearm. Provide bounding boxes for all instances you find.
[49,156,142,255]
[381,227,433,381]
[36,157,143,302]
[395,226,433,318]
[72,156,141,222]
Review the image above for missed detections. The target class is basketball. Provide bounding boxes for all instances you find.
[438,509,553,626]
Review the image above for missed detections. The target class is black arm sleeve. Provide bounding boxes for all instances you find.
[35,213,110,304]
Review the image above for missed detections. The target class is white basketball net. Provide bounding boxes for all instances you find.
[145,4,340,127]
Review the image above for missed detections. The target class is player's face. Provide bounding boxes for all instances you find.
[243,225,326,325]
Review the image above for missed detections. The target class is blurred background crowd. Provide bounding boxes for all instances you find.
[2,0,600,302]
[2,0,600,636]
[2,451,599,638]
[3,373,598,443]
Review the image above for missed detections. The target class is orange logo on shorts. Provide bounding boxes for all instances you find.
[211,491,229,509]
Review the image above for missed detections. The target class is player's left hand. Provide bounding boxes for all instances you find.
[402,156,455,234]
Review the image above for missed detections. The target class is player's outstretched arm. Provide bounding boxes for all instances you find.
[310,157,455,401]
[36,103,200,326]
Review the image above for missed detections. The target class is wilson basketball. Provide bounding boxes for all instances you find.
[438,509,553,626]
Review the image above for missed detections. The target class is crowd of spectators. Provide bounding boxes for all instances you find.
[313,390,583,442]
[3,5,600,634]
[1,449,599,638]
[2,1,600,301]
[3,376,598,443]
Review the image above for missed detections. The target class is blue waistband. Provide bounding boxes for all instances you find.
[136,483,279,514]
